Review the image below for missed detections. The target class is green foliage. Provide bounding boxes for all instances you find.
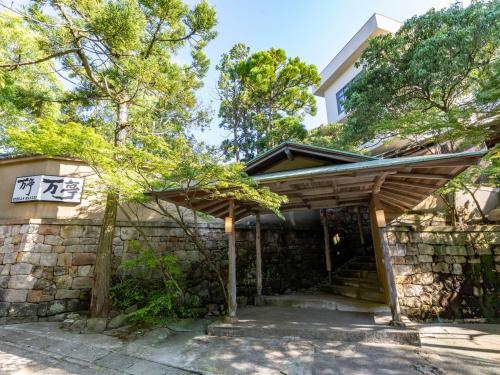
[340,1,499,150]
[304,123,353,151]
[110,241,198,324]
[217,45,320,160]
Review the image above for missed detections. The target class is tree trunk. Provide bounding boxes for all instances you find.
[90,191,118,317]
[90,101,128,317]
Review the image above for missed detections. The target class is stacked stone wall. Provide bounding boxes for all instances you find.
[388,225,500,321]
[0,219,325,323]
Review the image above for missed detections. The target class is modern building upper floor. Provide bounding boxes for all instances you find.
[313,14,402,124]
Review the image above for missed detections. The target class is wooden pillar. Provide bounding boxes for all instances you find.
[369,197,403,325]
[320,209,332,284]
[355,206,366,254]
[255,212,262,296]
[227,199,237,321]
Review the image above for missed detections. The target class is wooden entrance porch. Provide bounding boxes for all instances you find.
[152,142,485,326]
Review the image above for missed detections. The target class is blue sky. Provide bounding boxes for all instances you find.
[193,0,461,146]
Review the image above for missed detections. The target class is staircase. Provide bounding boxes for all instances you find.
[321,256,385,303]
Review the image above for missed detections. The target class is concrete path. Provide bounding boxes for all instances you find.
[0,321,499,375]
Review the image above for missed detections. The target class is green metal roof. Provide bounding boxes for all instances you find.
[252,150,486,183]
[246,141,377,166]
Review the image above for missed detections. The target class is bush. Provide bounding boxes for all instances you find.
[110,240,200,324]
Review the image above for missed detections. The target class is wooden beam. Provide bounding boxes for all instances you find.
[369,198,403,325]
[320,209,332,283]
[379,194,413,210]
[255,212,262,297]
[383,180,438,191]
[226,199,237,322]
[381,186,426,201]
[390,172,452,180]
[380,190,420,206]
[372,172,389,194]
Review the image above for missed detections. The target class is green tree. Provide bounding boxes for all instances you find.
[235,47,320,154]
[0,0,217,317]
[216,43,256,162]
[304,123,348,150]
[5,119,286,312]
[341,1,499,151]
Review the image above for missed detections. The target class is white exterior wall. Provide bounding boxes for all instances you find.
[323,64,362,123]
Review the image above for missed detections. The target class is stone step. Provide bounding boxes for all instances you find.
[262,293,390,313]
[336,269,379,280]
[208,307,420,346]
[345,262,378,271]
[331,276,383,291]
[321,284,385,303]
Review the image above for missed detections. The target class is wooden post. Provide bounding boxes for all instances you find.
[320,209,332,284]
[355,206,365,246]
[369,197,403,325]
[255,212,262,296]
[227,199,237,321]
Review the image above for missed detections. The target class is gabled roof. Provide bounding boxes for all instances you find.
[154,150,486,221]
[245,142,376,175]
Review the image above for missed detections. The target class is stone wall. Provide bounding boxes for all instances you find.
[388,225,500,321]
[0,219,325,323]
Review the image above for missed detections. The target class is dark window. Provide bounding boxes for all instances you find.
[335,73,361,116]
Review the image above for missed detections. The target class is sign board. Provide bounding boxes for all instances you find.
[12,175,84,203]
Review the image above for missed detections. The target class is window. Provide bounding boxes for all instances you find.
[335,73,361,116]
[335,86,348,115]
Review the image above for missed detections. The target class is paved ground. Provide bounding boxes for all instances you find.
[0,321,499,375]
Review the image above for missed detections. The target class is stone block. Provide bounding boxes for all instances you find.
[44,235,63,246]
[0,276,9,288]
[53,246,66,254]
[9,275,37,289]
[38,225,60,235]
[62,238,80,246]
[121,227,139,240]
[33,243,52,253]
[72,253,96,266]
[411,272,434,285]
[77,265,93,277]
[0,244,15,254]
[0,302,9,317]
[417,255,433,263]
[72,276,92,289]
[418,243,434,255]
[10,263,34,275]
[444,245,467,256]
[3,251,18,264]
[80,237,97,245]
[389,243,406,257]
[27,290,43,303]
[60,225,84,239]
[85,317,107,333]
[20,224,39,234]
[1,264,11,275]
[403,284,423,297]
[47,300,65,315]
[54,275,73,289]
[40,253,58,266]
[3,289,28,302]
[8,302,38,317]
[432,262,449,273]
[451,264,462,275]
[55,289,81,299]
[83,226,100,237]
[23,233,45,244]
[17,252,41,264]
[393,265,414,276]
[107,313,128,329]
[57,253,73,266]
[444,255,467,264]
[65,245,84,253]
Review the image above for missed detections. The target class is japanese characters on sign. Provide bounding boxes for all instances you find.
[12,175,84,203]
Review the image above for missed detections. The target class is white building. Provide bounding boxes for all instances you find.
[314,14,402,124]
